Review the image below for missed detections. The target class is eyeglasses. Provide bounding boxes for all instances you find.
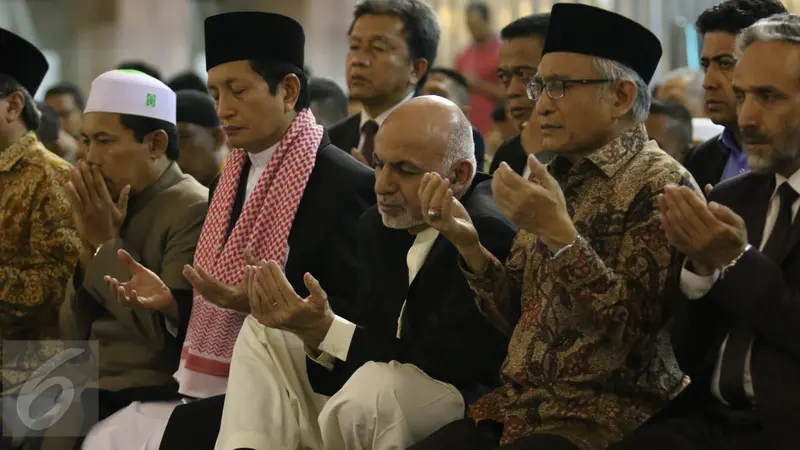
[526,78,613,101]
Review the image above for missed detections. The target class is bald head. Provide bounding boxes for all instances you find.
[373,96,477,231]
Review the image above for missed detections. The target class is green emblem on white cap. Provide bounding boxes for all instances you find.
[146,93,156,107]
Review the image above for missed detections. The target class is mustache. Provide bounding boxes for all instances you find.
[741,127,771,145]
[377,195,405,206]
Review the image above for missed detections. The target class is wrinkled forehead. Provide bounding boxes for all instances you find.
[375,115,448,166]
[537,52,599,79]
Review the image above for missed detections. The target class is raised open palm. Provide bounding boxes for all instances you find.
[105,249,175,313]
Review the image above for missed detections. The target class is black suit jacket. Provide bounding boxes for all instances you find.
[488,135,556,176]
[202,132,375,318]
[328,112,487,167]
[682,134,729,193]
[307,173,516,400]
[668,172,800,450]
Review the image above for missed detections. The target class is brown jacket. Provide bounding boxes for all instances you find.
[465,125,696,450]
[60,162,208,391]
[0,132,80,387]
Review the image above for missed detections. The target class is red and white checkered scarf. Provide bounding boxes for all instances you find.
[178,109,322,397]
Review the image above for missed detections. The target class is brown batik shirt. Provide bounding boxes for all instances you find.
[464,124,697,450]
[1,132,80,386]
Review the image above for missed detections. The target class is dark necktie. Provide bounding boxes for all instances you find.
[719,182,798,408]
[361,120,379,166]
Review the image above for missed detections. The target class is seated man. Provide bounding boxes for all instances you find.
[421,67,486,167]
[410,5,694,450]
[215,96,515,450]
[175,90,228,187]
[61,69,208,418]
[610,13,800,450]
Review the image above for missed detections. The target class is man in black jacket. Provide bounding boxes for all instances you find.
[488,13,554,176]
[682,0,786,191]
[215,96,514,450]
[611,13,800,450]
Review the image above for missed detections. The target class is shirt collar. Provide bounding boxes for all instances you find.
[360,91,415,129]
[247,140,280,170]
[774,168,800,200]
[0,132,38,172]
[412,226,440,245]
[553,123,648,179]
[718,128,742,155]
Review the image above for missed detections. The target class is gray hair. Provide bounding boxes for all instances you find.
[442,114,477,187]
[591,57,652,122]
[737,13,800,54]
[658,67,704,101]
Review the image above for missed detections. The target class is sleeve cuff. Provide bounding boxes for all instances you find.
[550,236,603,288]
[680,262,720,300]
[317,315,357,362]
[304,346,336,370]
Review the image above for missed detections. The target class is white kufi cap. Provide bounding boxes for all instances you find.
[84,70,176,124]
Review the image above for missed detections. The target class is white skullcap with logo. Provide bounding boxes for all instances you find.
[84,69,176,124]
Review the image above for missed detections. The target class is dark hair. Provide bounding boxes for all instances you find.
[429,67,469,91]
[308,77,348,121]
[36,102,60,147]
[649,100,693,149]
[116,61,163,81]
[0,74,41,131]
[247,60,309,113]
[45,82,85,110]
[696,0,787,35]
[466,2,490,21]
[350,0,440,87]
[501,13,550,40]
[491,101,507,122]
[118,114,179,161]
[167,72,207,93]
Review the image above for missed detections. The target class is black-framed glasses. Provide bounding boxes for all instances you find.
[526,78,613,101]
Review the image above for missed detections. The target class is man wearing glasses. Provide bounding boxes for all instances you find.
[409,4,697,450]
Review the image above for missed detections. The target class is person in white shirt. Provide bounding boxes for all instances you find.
[610,13,800,450]
[215,96,516,450]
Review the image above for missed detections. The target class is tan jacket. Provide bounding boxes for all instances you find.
[0,133,80,388]
[60,162,208,391]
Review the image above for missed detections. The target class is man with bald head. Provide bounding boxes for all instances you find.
[214,95,515,450]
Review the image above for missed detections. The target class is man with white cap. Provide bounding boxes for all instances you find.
[60,69,208,434]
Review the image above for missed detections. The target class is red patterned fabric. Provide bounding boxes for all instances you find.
[180,109,322,393]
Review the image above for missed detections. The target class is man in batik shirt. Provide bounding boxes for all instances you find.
[411,4,697,450]
[0,28,79,389]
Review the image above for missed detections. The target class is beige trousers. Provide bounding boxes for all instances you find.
[216,315,465,450]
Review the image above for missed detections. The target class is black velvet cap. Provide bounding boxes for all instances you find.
[204,12,305,71]
[543,4,662,84]
[0,28,49,95]
[176,90,220,128]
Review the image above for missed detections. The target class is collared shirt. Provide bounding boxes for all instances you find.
[357,91,415,152]
[310,227,439,366]
[719,128,749,181]
[464,124,694,449]
[680,168,800,405]
[244,142,279,201]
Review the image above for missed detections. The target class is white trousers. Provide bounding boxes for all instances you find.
[80,400,180,450]
[216,315,465,450]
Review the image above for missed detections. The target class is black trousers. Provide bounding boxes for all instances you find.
[159,394,225,450]
[607,396,771,450]
[407,418,580,450]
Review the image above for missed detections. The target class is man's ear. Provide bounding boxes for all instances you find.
[145,129,169,159]
[280,74,301,114]
[4,91,25,123]
[610,80,637,120]
[452,159,475,192]
[409,58,430,87]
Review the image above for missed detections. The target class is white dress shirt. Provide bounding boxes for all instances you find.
[245,142,280,201]
[680,169,800,404]
[357,91,415,151]
[310,227,440,368]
